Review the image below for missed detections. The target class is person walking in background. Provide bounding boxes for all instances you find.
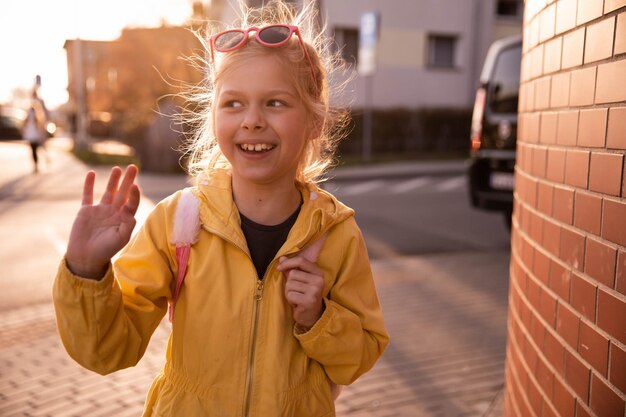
[52,1,388,416]
[22,88,49,173]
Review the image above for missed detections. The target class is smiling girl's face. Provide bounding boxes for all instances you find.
[213,53,310,189]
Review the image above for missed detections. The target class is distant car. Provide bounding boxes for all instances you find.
[468,35,522,229]
[0,107,25,140]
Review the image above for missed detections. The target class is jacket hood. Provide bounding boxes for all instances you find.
[191,169,354,254]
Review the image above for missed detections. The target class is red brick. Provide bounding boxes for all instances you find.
[557,302,580,349]
[556,110,578,147]
[550,260,571,301]
[543,400,558,417]
[537,182,554,215]
[564,150,589,188]
[564,350,591,402]
[553,376,575,417]
[596,60,626,104]
[602,199,626,247]
[547,148,567,184]
[550,72,570,108]
[534,248,551,286]
[605,0,626,13]
[616,12,626,55]
[556,0,578,35]
[545,330,566,376]
[577,109,608,148]
[571,273,597,322]
[573,191,602,235]
[569,67,596,107]
[540,289,558,328]
[561,27,585,69]
[535,77,552,110]
[560,227,585,271]
[597,289,626,344]
[540,112,558,145]
[609,343,626,393]
[532,146,548,178]
[530,210,544,244]
[540,4,557,43]
[532,44,545,80]
[589,152,624,197]
[578,321,610,376]
[527,374,543,416]
[584,17,615,64]
[577,0,603,25]
[543,219,562,256]
[530,311,547,349]
[590,374,625,417]
[544,37,562,74]
[576,401,592,417]
[536,356,555,398]
[528,275,542,309]
[607,107,626,150]
[617,251,626,296]
[553,186,575,225]
[584,238,617,288]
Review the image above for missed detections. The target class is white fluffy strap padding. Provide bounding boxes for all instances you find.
[171,188,201,246]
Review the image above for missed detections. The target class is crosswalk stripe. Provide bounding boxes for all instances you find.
[390,177,433,194]
[434,175,466,192]
[342,180,386,196]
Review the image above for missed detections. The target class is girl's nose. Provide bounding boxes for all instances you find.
[241,107,266,131]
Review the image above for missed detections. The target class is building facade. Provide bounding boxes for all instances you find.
[505,1,626,416]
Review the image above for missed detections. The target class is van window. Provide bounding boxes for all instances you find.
[488,44,521,114]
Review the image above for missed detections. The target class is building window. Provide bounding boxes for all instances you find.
[496,0,523,19]
[333,27,359,66]
[427,35,457,69]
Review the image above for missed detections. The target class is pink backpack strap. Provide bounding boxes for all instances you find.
[168,189,201,322]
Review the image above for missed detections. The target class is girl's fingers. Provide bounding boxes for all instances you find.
[113,165,138,209]
[100,166,122,204]
[125,184,141,216]
[277,256,321,275]
[81,171,96,206]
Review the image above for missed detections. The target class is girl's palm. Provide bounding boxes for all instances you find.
[66,166,141,279]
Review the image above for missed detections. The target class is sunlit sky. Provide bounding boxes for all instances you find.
[0,0,196,108]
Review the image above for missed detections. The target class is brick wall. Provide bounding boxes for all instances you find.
[504,1,626,416]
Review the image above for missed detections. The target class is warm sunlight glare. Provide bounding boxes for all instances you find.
[0,0,193,108]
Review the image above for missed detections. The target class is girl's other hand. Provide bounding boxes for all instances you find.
[65,165,141,280]
[278,256,325,330]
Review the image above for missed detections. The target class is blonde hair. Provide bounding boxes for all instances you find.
[182,0,350,184]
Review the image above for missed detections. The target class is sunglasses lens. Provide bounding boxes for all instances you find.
[258,26,291,45]
[214,31,245,50]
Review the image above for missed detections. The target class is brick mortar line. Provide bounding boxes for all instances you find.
[513,182,626,305]
[510,248,626,405]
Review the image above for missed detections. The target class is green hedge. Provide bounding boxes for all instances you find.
[339,107,472,160]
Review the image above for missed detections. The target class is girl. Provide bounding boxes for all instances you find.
[53,1,388,416]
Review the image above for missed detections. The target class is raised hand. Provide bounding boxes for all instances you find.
[65,165,141,280]
[277,256,325,330]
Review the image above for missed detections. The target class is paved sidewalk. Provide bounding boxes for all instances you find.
[0,138,506,417]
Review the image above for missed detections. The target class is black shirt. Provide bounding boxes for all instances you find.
[240,202,302,279]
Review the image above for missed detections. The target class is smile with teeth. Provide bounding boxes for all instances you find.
[239,143,276,152]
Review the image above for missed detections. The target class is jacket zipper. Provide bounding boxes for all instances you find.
[243,278,264,417]
[201,224,308,416]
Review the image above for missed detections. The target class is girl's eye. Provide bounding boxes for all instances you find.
[223,100,242,108]
[267,99,285,108]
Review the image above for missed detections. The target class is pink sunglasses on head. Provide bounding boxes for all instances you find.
[209,24,319,97]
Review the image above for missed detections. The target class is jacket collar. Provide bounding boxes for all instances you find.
[192,169,354,255]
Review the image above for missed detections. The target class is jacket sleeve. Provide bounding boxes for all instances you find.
[52,199,176,375]
[295,218,389,385]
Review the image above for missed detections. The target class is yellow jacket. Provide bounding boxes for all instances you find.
[53,169,389,417]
